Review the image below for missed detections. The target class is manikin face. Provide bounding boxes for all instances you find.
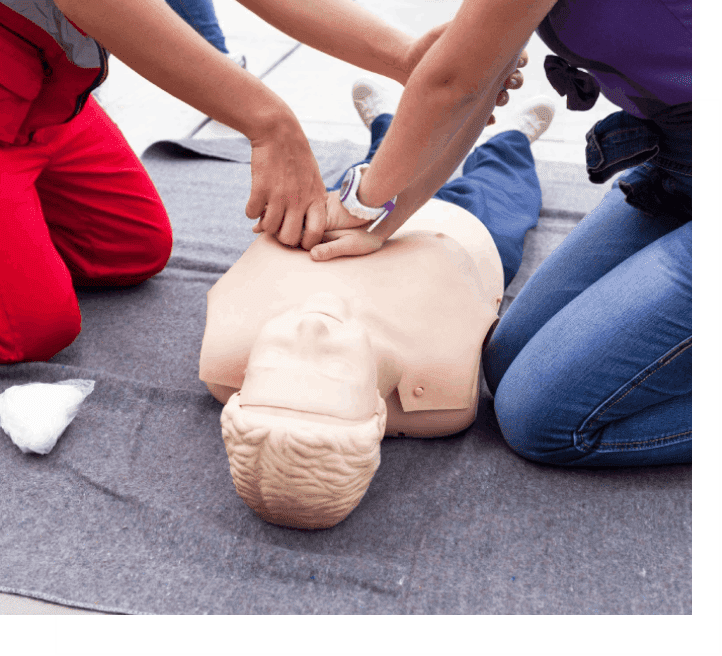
[238,293,379,421]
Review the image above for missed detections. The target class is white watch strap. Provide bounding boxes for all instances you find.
[340,164,397,226]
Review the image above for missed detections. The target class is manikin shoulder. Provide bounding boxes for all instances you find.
[394,199,504,310]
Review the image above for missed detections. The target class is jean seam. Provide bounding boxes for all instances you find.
[580,430,691,452]
[587,144,659,173]
[651,154,692,176]
[574,337,692,452]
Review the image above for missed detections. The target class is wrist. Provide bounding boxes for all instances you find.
[393,35,416,85]
[339,164,397,227]
[356,167,386,208]
[242,91,299,143]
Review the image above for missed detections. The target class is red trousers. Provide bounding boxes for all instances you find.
[0,96,172,363]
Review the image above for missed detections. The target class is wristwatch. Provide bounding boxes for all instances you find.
[339,164,397,230]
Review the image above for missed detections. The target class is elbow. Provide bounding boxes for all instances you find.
[417,74,484,117]
[427,70,484,103]
[422,46,519,103]
[416,57,500,110]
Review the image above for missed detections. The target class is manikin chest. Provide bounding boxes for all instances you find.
[199,231,497,411]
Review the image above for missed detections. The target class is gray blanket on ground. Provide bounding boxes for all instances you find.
[0,137,691,614]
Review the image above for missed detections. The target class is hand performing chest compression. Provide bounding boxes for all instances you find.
[249,49,528,254]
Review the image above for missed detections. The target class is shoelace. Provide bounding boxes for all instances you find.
[519,108,552,137]
[354,90,378,126]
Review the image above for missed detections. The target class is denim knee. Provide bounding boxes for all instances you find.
[493,376,693,468]
[492,380,569,465]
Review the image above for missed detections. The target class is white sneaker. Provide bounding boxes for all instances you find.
[352,78,396,129]
[514,96,556,143]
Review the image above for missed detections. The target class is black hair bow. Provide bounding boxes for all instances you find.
[544,55,600,111]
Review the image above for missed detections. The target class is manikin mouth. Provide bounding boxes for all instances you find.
[305,310,342,323]
[300,293,348,324]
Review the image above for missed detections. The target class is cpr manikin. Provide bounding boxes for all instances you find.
[199,78,552,529]
[199,200,504,529]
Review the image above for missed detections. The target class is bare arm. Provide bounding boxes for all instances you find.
[238,0,417,84]
[310,50,523,261]
[358,0,558,209]
[55,0,329,249]
[56,0,294,148]
[371,55,522,241]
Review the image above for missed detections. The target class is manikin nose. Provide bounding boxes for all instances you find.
[297,315,331,340]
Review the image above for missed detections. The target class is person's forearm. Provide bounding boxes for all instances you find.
[357,0,556,209]
[55,0,301,142]
[310,69,513,264]
[368,58,518,242]
[238,0,415,84]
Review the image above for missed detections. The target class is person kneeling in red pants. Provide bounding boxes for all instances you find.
[0,3,172,363]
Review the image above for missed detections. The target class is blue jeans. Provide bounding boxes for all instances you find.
[482,133,692,466]
[329,114,542,288]
[165,0,228,53]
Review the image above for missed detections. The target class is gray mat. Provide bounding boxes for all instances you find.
[0,137,691,615]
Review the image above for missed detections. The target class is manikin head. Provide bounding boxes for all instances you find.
[220,293,388,529]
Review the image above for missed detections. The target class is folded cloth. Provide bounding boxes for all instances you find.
[0,380,95,455]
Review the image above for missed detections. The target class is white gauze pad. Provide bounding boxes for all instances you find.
[0,379,95,455]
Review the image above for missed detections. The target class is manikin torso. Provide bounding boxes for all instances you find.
[199,198,504,437]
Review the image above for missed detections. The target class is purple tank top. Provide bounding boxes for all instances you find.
[536,0,691,118]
